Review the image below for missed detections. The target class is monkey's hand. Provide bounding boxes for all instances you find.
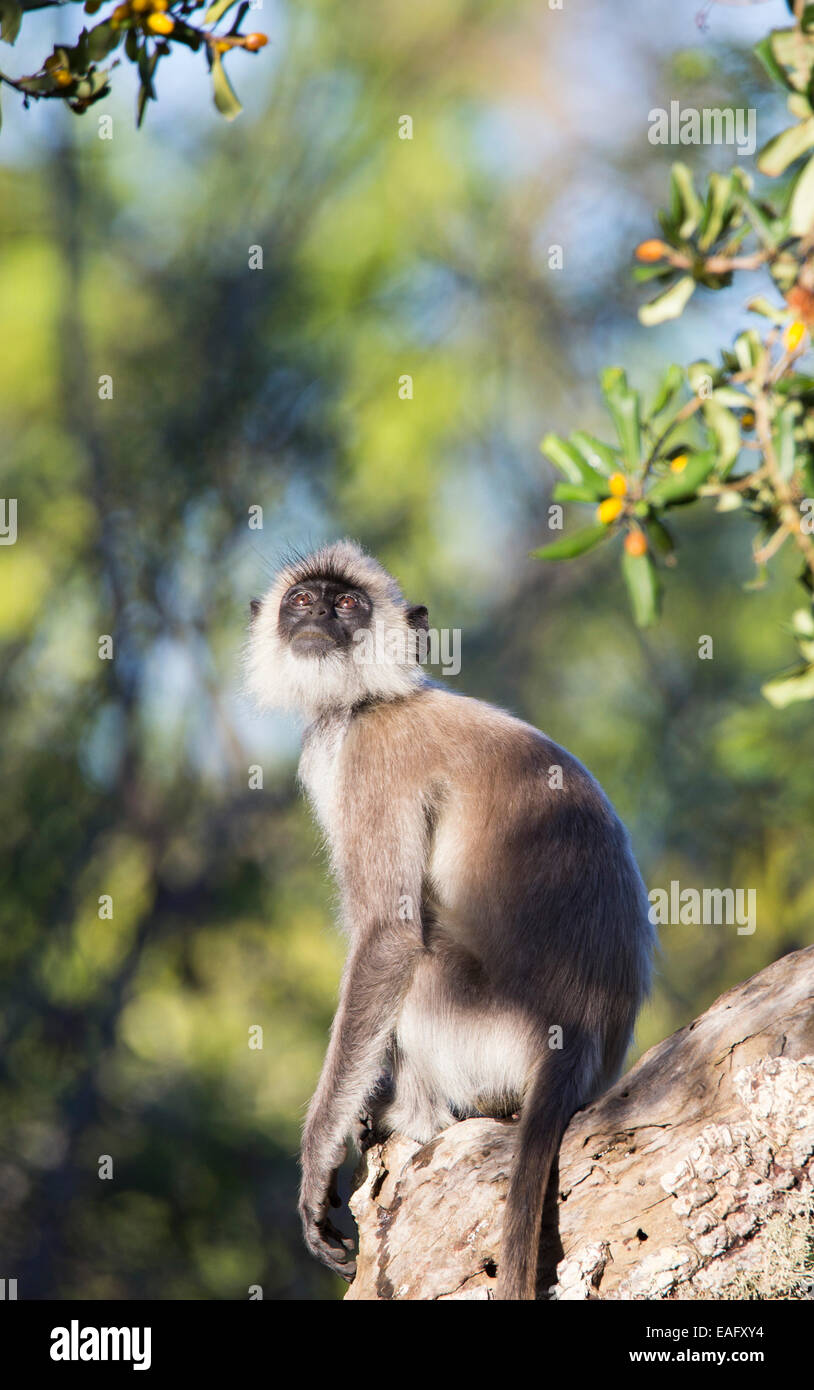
[299,1173,357,1282]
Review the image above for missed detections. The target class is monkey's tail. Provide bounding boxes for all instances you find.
[495,1056,590,1301]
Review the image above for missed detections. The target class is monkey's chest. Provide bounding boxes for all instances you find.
[299,718,348,834]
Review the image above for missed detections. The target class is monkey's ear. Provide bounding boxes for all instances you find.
[406,605,429,632]
[250,598,262,620]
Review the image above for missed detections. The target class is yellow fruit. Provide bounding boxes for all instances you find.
[215,38,231,51]
[741,411,755,430]
[624,530,647,557]
[635,239,667,263]
[784,319,807,353]
[146,10,174,32]
[112,3,131,20]
[597,497,624,525]
[131,0,152,11]
[608,472,628,497]
[55,69,73,86]
[244,32,268,50]
[670,454,688,473]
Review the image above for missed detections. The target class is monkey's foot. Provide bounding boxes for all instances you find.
[300,1202,357,1282]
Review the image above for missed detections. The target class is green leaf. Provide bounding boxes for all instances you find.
[733,329,762,373]
[771,27,814,78]
[790,153,814,236]
[569,431,619,477]
[646,451,716,507]
[711,386,752,408]
[540,433,588,485]
[622,549,660,628]
[758,117,814,177]
[646,516,675,555]
[671,162,704,239]
[87,21,121,62]
[702,399,741,475]
[632,263,674,284]
[748,295,789,323]
[639,275,695,327]
[136,80,150,127]
[754,34,794,91]
[599,369,641,472]
[551,482,607,503]
[540,433,609,495]
[0,0,21,45]
[530,524,612,561]
[648,363,684,420]
[762,664,814,707]
[211,47,242,120]
[205,0,240,22]
[699,172,734,251]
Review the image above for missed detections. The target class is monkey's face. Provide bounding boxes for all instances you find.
[276,578,373,657]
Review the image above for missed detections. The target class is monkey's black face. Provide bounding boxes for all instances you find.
[277,577,373,657]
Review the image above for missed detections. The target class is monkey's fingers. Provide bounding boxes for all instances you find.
[316,1218,357,1281]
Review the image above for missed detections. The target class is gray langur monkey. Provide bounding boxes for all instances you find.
[245,539,654,1301]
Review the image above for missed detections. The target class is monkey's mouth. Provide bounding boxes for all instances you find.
[291,628,340,654]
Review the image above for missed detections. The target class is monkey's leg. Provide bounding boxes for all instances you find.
[377,1044,457,1146]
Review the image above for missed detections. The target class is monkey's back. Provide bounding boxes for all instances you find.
[345,685,652,1015]
[337,686,652,1135]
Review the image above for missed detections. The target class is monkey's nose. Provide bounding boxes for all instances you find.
[313,602,329,617]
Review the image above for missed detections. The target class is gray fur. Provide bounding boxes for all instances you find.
[246,541,655,1300]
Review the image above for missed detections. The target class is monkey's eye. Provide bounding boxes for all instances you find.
[290,591,313,608]
[335,593,358,611]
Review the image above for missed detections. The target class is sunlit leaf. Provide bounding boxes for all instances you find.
[758,117,814,177]
[0,0,22,45]
[762,664,814,706]
[790,152,814,236]
[211,48,242,120]
[639,275,696,327]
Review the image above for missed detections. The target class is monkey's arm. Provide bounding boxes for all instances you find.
[299,789,428,1279]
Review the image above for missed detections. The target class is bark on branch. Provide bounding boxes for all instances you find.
[346,945,814,1300]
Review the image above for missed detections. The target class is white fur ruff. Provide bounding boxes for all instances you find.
[243,539,426,718]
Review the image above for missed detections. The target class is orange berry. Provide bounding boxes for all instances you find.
[784,319,807,353]
[244,32,268,50]
[608,472,628,498]
[55,69,73,86]
[597,497,624,525]
[131,0,151,10]
[146,10,174,32]
[635,239,667,263]
[112,3,131,20]
[670,454,688,473]
[741,411,755,430]
[624,530,647,557]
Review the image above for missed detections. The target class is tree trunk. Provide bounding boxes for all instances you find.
[346,945,814,1300]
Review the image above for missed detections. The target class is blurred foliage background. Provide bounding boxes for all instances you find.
[0,0,812,1300]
